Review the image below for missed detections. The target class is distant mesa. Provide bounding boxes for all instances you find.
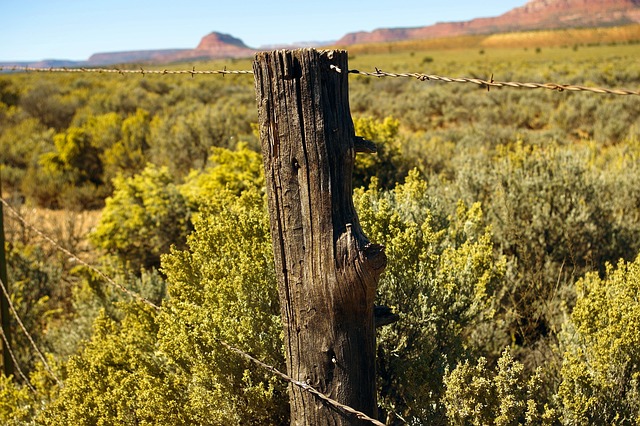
[196,32,252,51]
[336,0,640,45]
[165,32,256,61]
[87,49,190,66]
[85,32,256,66]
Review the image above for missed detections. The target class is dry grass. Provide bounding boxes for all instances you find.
[480,25,640,48]
[3,202,101,260]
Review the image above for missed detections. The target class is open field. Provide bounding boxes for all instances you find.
[1,26,640,424]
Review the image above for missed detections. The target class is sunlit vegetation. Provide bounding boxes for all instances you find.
[1,32,640,424]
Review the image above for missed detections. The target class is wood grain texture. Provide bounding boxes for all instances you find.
[254,49,386,425]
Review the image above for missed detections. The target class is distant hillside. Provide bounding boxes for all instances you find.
[87,32,255,65]
[87,49,189,66]
[342,25,640,57]
[337,0,640,45]
[0,32,256,68]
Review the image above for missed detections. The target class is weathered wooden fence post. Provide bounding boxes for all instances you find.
[254,48,387,424]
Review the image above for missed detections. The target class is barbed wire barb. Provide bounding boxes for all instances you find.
[0,198,160,310]
[0,277,62,386]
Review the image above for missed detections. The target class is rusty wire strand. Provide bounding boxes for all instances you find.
[0,66,254,76]
[0,277,62,387]
[0,197,386,424]
[0,318,36,393]
[347,68,640,96]
[217,339,387,426]
[0,198,161,310]
[3,64,639,96]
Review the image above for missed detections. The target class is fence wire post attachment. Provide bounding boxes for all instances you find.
[353,136,377,154]
[215,337,387,426]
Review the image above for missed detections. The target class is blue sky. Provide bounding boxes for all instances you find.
[0,0,526,62]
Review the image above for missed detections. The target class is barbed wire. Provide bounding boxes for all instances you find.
[340,66,640,96]
[0,277,62,386]
[0,198,386,425]
[0,318,36,393]
[0,198,160,310]
[217,338,387,426]
[0,66,253,76]
[3,64,639,96]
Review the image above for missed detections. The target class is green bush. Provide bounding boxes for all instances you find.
[355,170,505,423]
[157,186,287,424]
[444,347,557,426]
[91,164,191,272]
[558,255,640,425]
[20,81,79,131]
[353,116,408,189]
[449,141,629,370]
[44,181,287,425]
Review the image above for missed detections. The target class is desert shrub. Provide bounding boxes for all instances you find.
[42,304,182,426]
[29,126,107,209]
[595,135,640,261]
[44,180,286,425]
[0,78,19,107]
[101,108,151,179]
[355,170,505,423]
[91,145,264,274]
[353,116,409,189]
[3,243,65,373]
[157,186,287,425]
[180,143,264,207]
[447,142,627,370]
[19,82,79,131]
[444,347,558,426]
[148,94,258,177]
[91,164,191,272]
[558,255,640,425]
[0,117,54,192]
[0,374,34,425]
[0,368,59,426]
